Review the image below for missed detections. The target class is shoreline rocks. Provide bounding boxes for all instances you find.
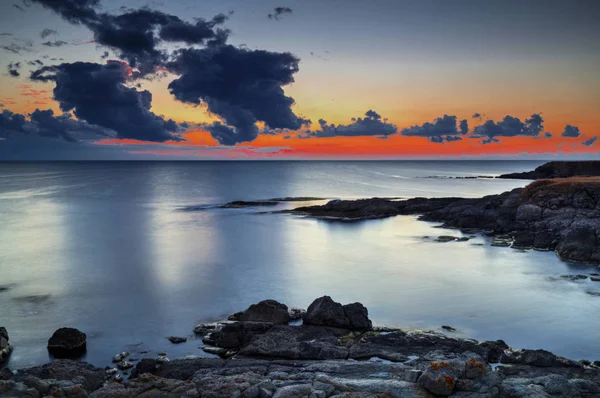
[0,327,12,363]
[287,177,600,264]
[498,160,600,180]
[47,328,87,359]
[2,298,600,397]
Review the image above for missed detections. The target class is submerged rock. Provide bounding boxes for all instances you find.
[167,336,187,344]
[47,328,86,359]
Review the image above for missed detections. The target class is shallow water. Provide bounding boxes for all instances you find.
[1,160,599,369]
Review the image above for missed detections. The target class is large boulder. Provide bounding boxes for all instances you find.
[303,296,372,330]
[209,322,274,349]
[230,299,291,324]
[0,327,12,363]
[14,360,106,391]
[47,328,87,358]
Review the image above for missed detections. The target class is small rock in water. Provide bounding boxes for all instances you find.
[560,274,588,281]
[435,235,457,242]
[455,237,470,242]
[117,361,134,370]
[168,336,187,344]
[106,368,118,375]
[586,291,600,297]
[158,351,167,356]
[441,325,456,332]
[114,374,123,382]
[47,327,87,358]
[112,351,129,363]
[202,346,228,356]
[591,277,600,282]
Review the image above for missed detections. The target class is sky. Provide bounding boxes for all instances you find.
[0,0,599,160]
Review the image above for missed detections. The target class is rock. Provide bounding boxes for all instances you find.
[168,336,187,344]
[499,160,600,180]
[116,361,134,370]
[417,367,456,395]
[90,373,200,397]
[112,352,129,363]
[0,327,12,363]
[14,360,105,391]
[211,322,275,349]
[303,296,372,331]
[288,308,306,321]
[436,235,457,242]
[220,201,279,208]
[441,325,456,332]
[47,328,87,359]
[234,300,292,324]
[479,340,509,363]
[560,274,588,281]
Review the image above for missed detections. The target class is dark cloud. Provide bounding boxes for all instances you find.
[100,51,109,59]
[1,108,111,142]
[13,4,25,11]
[42,40,68,47]
[27,59,44,66]
[31,61,183,142]
[562,124,581,138]
[544,132,552,138]
[167,45,306,144]
[8,62,21,77]
[401,114,468,143]
[0,33,12,36]
[308,110,397,138]
[40,28,57,38]
[472,113,481,119]
[30,0,229,76]
[268,7,292,20]
[471,113,544,144]
[582,136,598,147]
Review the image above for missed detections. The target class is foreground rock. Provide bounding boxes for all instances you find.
[47,327,87,358]
[289,177,600,264]
[229,299,292,323]
[304,296,372,331]
[0,327,12,363]
[2,298,600,397]
[498,160,600,180]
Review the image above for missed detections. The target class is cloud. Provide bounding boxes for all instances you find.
[544,132,552,138]
[167,44,306,144]
[562,124,581,138]
[40,28,57,38]
[0,33,12,36]
[31,61,184,142]
[472,113,481,119]
[13,4,25,11]
[42,40,68,47]
[7,62,21,77]
[268,7,292,20]
[401,114,468,143]
[1,108,112,142]
[0,41,33,54]
[582,136,598,146]
[471,113,544,143]
[30,0,229,76]
[309,110,397,138]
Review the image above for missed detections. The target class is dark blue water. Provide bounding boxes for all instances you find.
[1,161,599,368]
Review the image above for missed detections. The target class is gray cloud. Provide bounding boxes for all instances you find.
[562,124,581,138]
[582,136,598,146]
[307,110,396,138]
[40,28,58,38]
[268,7,292,20]
[471,113,544,144]
[401,114,468,143]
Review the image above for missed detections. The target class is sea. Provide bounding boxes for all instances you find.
[1,160,599,369]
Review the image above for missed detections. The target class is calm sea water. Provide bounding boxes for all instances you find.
[1,160,599,369]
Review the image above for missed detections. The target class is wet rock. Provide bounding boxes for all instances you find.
[288,308,306,321]
[592,277,600,282]
[47,328,87,359]
[14,360,105,391]
[89,373,200,397]
[441,325,456,332]
[560,274,588,281]
[112,352,129,363]
[417,365,456,395]
[479,340,509,363]
[233,300,292,324]
[220,201,279,208]
[117,361,134,370]
[0,327,12,363]
[436,235,458,242]
[303,296,372,331]
[211,321,275,349]
[168,336,187,344]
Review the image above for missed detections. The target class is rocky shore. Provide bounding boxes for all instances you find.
[2,296,600,397]
[287,177,600,264]
[498,161,600,180]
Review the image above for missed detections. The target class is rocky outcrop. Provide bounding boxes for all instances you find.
[304,296,372,331]
[47,327,87,358]
[229,299,292,324]
[499,161,600,180]
[220,200,279,208]
[288,178,600,264]
[0,327,12,363]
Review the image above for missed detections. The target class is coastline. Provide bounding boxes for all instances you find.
[2,296,600,397]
